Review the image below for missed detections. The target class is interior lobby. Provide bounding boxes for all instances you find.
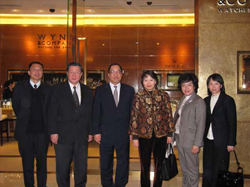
[1,0,250,186]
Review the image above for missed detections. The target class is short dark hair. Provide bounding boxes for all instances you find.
[67,62,83,72]
[3,79,14,88]
[178,73,199,93]
[206,73,225,95]
[141,70,158,89]
[108,63,123,72]
[28,61,44,69]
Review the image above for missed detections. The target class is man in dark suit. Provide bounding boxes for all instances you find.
[93,63,135,187]
[12,61,51,187]
[48,62,93,187]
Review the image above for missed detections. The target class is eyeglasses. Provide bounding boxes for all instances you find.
[109,70,124,74]
[68,71,81,75]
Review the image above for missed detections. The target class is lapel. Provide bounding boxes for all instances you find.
[79,83,85,107]
[118,83,126,108]
[212,92,224,115]
[206,95,212,116]
[182,92,197,111]
[64,82,77,108]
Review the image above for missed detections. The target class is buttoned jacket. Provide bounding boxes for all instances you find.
[173,92,206,147]
[129,89,175,139]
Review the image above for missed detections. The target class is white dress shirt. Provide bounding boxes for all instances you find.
[68,81,81,105]
[30,80,41,89]
[207,93,220,140]
[109,82,121,102]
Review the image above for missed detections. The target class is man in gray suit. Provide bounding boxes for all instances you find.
[173,73,206,187]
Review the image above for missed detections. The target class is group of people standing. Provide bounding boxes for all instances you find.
[129,72,237,187]
[11,61,237,187]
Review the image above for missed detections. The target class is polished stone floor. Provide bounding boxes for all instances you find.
[0,137,249,187]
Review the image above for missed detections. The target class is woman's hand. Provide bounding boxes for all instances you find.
[167,137,172,144]
[133,140,139,148]
[227,146,234,152]
[192,146,200,154]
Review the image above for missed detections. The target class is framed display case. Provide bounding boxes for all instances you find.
[86,70,105,89]
[237,51,250,94]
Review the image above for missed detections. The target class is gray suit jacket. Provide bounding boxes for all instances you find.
[173,93,206,147]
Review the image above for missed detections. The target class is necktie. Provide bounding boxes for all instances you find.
[114,86,118,107]
[73,86,80,107]
[34,84,37,90]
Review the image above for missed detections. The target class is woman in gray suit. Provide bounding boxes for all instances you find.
[173,73,206,187]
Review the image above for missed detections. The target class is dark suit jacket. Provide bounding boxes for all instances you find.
[12,80,52,141]
[204,92,237,148]
[92,83,135,143]
[48,82,93,145]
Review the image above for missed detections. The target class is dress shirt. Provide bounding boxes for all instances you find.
[207,93,220,140]
[109,82,121,102]
[30,80,41,89]
[175,95,191,134]
[68,81,81,105]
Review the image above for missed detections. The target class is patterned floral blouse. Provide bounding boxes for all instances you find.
[129,88,175,139]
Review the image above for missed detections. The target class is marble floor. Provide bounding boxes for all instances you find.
[0,137,249,187]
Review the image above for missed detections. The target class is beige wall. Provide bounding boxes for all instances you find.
[198,0,250,174]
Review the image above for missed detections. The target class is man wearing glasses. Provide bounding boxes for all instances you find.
[48,62,93,187]
[93,63,135,187]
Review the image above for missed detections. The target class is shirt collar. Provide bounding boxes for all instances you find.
[30,80,41,88]
[109,82,121,89]
[68,81,80,90]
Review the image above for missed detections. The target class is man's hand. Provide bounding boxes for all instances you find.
[50,134,58,144]
[132,140,139,148]
[227,146,234,152]
[192,146,200,154]
[94,134,101,144]
[88,135,93,142]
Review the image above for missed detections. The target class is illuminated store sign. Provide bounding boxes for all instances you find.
[37,34,67,49]
[217,0,250,13]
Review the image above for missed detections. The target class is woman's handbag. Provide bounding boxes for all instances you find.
[217,150,244,187]
[160,143,178,181]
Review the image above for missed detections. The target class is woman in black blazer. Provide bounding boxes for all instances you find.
[202,73,237,187]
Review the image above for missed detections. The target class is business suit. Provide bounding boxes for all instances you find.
[12,80,51,187]
[92,83,135,187]
[202,92,237,187]
[173,92,206,187]
[48,81,93,187]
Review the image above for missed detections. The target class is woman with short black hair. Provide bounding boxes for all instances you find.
[202,73,237,187]
[129,70,175,187]
[3,79,15,100]
[174,73,206,187]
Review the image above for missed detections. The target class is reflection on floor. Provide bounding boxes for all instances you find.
[0,138,249,187]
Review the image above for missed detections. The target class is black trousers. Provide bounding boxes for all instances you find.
[18,133,49,187]
[138,134,166,187]
[54,140,88,187]
[202,138,229,187]
[100,140,130,187]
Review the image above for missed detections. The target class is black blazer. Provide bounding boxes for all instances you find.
[48,82,93,145]
[12,80,52,141]
[204,92,237,148]
[92,83,135,143]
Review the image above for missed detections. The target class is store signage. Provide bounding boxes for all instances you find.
[37,34,67,49]
[217,0,250,13]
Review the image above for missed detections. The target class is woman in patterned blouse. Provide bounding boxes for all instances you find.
[129,70,175,187]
